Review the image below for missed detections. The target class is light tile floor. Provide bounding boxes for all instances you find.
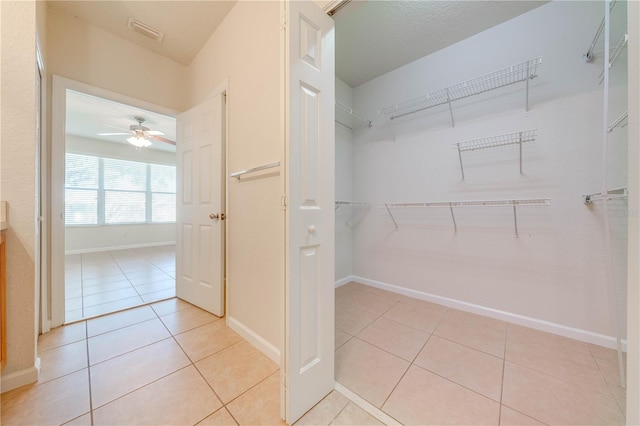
[331,281,627,425]
[65,245,176,322]
[2,298,378,426]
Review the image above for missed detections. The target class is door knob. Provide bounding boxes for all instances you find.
[308,225,316,233]
[210,213,219,220]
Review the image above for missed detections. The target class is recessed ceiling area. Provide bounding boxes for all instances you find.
[66,90,177,153]
[48,0,236,66]
[334,1,548,87]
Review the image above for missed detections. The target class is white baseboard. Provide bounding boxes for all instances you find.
[1,357,40,394]
[348,275,627,352]
[227,316,280,365]
[335,275,357,288]
[65,241,175,255]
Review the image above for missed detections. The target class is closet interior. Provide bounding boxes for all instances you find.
[331,1,629,424]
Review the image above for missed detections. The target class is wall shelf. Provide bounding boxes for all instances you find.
[335,201,370,227]
[336,101,372,132]
[381,57,542,139]
[383,198,550,236]
[454,129,537,180]
[608,110,628,133]
[583,187,628,203]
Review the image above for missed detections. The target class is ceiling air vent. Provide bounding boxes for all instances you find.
[127,18,164,42]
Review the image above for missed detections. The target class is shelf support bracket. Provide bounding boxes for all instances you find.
[519,131,523,175]
[446,88,455,127]
[449,203,457,233]
[513,203,519,237]
[384,204,398,230]
[384,111,397,142]
[525,63,531,112]
[456,144,465,180]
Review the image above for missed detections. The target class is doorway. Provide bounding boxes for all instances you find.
[50,77,183,326]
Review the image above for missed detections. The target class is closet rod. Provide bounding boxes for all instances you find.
[608,110,628,133]
[383,198,550,236]
[230,161,280,179]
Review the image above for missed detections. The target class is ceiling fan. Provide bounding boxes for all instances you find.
[98,116,176,148]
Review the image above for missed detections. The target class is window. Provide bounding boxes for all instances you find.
[65,153,176,226]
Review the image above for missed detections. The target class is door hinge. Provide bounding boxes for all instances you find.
[281,195,287,210]
[223,92,227,103]
[280,15,286,31]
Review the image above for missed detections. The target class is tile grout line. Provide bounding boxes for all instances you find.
[83,321,96,426]
[498,323,509,425]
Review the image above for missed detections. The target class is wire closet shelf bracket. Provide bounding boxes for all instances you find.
[454,129,537,180]
[381,57,543,140]
[336,101,372,132]
[383,198,551,236]
[335,201,371,227]
[583,187,628,204]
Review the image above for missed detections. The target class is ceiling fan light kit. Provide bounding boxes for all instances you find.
[127,135,152,148]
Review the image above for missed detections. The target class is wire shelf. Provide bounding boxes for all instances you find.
[381,57,542,137]
[599,33,628,84]
[336,101,372,131]
[335,201,370,227]
[608,110,628,133]
[453,130,537,180]
[383,198,550,236]
[583,187,628,203]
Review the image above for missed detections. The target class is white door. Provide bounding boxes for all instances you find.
[284,1,335,423]
[176,94,225,316]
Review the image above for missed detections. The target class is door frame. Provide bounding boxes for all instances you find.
[49,76,179,327]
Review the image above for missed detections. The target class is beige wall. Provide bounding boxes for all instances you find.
[188,1,283,355]
[0,0,39,382]
[627,1,639,422]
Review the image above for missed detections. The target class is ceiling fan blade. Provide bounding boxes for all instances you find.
[97,132,131,136]
[151,135,176,146]
[146,130,165,136]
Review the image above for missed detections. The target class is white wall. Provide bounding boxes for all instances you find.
[64,135,176,253]
[0,0,39,387]
[335,78,354,280]
[351,1,628,341]
[187,1,283,358]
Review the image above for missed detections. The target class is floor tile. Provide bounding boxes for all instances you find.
[82,295,145,318]
[589,343,627,364]
[160,304,219,335]
[62,413,93,425]
[594,357,627,413]
[335,304,379,336]
[150,297,192,316]
[92,366,222,426]
[197,407,238,425]
[38,322,86,352]
[335,328,352,350]
[337,288,398,316]
[81,274,128,287]
[90,338,190,408]
[0,369,90,426]
[331,401,384,425]
[82,279,133,297]
[226,372,285,425]
[175,320,242,362]
[357,317,429,362]
[38,340,88,384]
[415,335,503,402]
[434,310,506,358]
[507,324,591,355]
[382,301,447,334]
[87,305,157,337]
[382,365,500,425]
[196,340,279,404]
[499,405,544,425]
[88,318,170,365]
[505,331,608,393]
[502,361,624,425]
[82,286,140,308]
[66,297,83,312]
[335,338,409,408]
[65,287,83,299]
[65,309,84,323]
[133,278,175,295]
[141,287,176,303]
[295,391,350,426]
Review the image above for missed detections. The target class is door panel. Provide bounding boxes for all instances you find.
[176,95,225,316]
[284,1,335,422]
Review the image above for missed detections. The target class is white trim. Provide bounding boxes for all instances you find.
[0,357,40,394]
[50,75,180,328]
[335,275,357,288]
[351,275,628,351]
[227,316,280,365]
[334,382,401,426]
[64,241,175,255]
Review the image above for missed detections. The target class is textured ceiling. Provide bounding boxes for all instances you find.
[66,90,176,153]
[48,1,236,66]
[335,1,548,87]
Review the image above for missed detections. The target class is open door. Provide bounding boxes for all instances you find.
[283,1,335,422]
[176,94,225,316]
